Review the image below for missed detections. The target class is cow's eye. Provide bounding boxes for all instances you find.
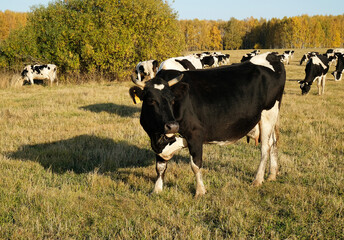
[147,99,157,105]
[171,100,175,105]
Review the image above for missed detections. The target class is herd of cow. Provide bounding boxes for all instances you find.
[19,48,344,197]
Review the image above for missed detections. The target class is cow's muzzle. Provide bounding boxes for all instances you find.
[164,121,179,138]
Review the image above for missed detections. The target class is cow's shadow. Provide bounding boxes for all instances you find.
[80,103,140,117]
[7,135,155,174]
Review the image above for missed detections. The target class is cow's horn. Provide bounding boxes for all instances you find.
[131,74,145,88]
[168,74,184,86]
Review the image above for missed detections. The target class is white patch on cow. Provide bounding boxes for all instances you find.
[154,84,165,90]
[190,156,206,197]
[253,100,280,186]
[311,56,328,69]
[153,161,167,194]
[249,52,275,72]
[158,137,187,160]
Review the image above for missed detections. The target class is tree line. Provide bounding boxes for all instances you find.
[0,1,343,80]
[181,15,344,50]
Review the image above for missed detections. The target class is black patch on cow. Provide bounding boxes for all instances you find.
[152,60,159,72]
[139,65,145,74]
[21,69,28,77]
[175,59,196,70]
[200,56,215,67]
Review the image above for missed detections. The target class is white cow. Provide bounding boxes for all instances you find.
[21,64,58,86]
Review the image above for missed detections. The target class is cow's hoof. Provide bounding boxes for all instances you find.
[252,179,263,187]
[195,188,206,198]
[267,175,277,182]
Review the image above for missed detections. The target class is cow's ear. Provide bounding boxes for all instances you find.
[172,82,189,101]
[129,86,144,104]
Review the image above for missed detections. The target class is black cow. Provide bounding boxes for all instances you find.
[129,53,286,197]
[298,55,329,95]
[332,53,344,81]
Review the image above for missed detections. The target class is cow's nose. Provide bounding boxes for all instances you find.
[164,122,179,134]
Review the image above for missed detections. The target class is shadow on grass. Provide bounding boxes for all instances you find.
[7,135,155,174]
[80,103,140,117]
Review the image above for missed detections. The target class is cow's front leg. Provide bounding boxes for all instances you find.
[189,143,206,197]
[153,155,167,194]
[29,78,34,86]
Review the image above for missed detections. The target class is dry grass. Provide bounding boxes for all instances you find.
[0,48,343,239]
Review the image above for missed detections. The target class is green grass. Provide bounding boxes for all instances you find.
[0,49,343,239]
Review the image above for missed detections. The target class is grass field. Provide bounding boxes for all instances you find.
[0,49,343,239]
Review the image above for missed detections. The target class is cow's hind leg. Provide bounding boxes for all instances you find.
[321,75,326,95]
[253,101,280,186]
[267,124,278,182]
[153,155,168,194]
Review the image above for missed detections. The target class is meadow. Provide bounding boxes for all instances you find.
[0,49,343,239]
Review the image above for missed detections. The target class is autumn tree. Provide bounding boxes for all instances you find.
[0,10,27,41]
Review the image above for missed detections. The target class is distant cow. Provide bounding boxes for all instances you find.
[298,55,329,95]
[241,53,255,62]
[282,50,294,64]
[200,55,218,68]
[332,53,344,81]
[21,64,58,86]
[129,53,286,196]
[158,55,202,72]
[300,52,319,65]
[134,60,159,83]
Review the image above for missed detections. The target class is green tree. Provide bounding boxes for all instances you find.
[0,0,184,79]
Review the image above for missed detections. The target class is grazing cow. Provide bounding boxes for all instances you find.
[298,55,329,95]
[129,53,286,197]
[21,64,58,86]
[331,53,344,81]
[300,52,319,65]
[158,55,202,72]
[134,60,159,83]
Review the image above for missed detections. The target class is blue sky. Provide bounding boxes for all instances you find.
[0,0,343,20]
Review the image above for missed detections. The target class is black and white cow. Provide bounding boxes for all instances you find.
[21,64,58,86]
[298,55,329,95]
[241,53,255,62]
[200,55,218,68]
[216,54,230,65]
[300,52,319,65]
[331,53,344,81]
[282,50,294,64]
[158,55,202,72]
[134,60,159,83]
[129,52,286,197]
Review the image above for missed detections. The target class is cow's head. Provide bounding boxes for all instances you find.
[133,60,159,83]
[298,80,311,95]
[129,72,188,157]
